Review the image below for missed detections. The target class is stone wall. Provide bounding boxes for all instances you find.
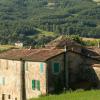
[67,51,100,89]
[25,61,47,99]
[0,59,21,100]
[46,54,65,93]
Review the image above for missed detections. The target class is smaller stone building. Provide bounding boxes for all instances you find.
[46,36,100,89]
[15,41,23,48]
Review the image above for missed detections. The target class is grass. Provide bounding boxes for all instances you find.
[30,90,100,100]
[27,28,57,39]
[81,37,100,46]
[35,28,56,36]
[0,45,19,52]
[0,45,14,51]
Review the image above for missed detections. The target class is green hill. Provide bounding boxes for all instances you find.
[0,0,100,44]
[93,0,100,2]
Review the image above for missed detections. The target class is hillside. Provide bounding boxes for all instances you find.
[93,0,100,2]
[0,0,100,44]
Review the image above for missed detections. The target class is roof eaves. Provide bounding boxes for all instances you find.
[68,50,100,61]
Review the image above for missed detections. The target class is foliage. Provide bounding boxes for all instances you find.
[83,40,100,46]
[0,0,100,45]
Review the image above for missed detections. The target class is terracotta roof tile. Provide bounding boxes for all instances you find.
[0,49,64,61]
[24,49,64,61]
[45,36,81,48]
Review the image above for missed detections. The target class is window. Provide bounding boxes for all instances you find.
[52,62,60,74]
[15,97,17,100]
[2,94,5,100]
[0,77,5,85]
[37,80,40,90]
[32,80,35,90]
[8,95,11,99]
[32,80,40,90]
[40,63,44,73]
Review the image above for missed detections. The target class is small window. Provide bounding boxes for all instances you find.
[0,77,5,85]
[2,94,5,100]
[40,63,44,73]
[32,80,40,91]
[52,62,60,74]
[8,95,11,99]
[3,77,5,85]
[15,97,17,100]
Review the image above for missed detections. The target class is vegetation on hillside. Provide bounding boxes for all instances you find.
[0,0,100,44]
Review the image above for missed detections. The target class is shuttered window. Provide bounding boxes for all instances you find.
[0,77,5,85]
[32,80,40,91]
[40,63,44,73]
[37,80,40,90]
[53,62,60,74]
[32,80,35,90]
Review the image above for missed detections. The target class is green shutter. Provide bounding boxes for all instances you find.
[37,80,40,90]
[40,63,44,73]
[53,63,60,73]
[32,80,35,90]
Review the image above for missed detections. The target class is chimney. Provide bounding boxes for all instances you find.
[28,46,32,50]
[64,45,67,52]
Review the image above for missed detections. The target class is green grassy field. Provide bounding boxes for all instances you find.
[30,90,100,100]
[0,45,20,52]
[0,45,15,51]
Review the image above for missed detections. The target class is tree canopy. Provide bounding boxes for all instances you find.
[0,0,100,44]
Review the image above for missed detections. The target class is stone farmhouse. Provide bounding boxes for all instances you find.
[0,36,100,100]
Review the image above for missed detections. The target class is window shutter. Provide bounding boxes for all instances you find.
[32,80,35,90]
[40,63,43,73]
[37,80,40,90]
[53,63,60,73]
[0,77,5,85]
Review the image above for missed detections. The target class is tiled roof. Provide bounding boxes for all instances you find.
[45,36,81,48]
[0,48,64,61]
[69,47,100,61]
[86,47,100,55]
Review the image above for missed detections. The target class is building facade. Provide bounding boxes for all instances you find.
[0,37,100,100]
[0,49,66,100]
